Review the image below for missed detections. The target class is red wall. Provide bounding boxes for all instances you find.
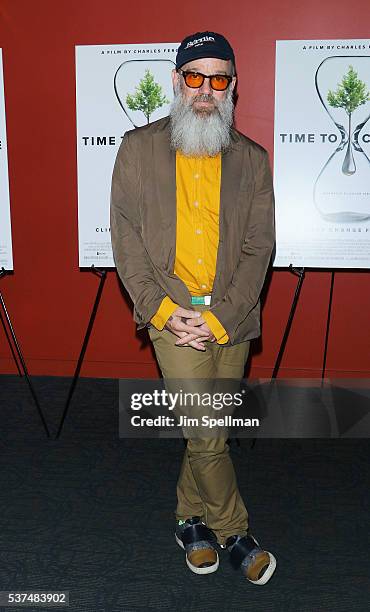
[0,0,369,378]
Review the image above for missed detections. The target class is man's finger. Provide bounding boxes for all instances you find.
[175,334,207,351]
[175,333,209,346]
[174,307,201,319]
[173,322,209,335]
[188,340,206,351]
[186,316,205,326]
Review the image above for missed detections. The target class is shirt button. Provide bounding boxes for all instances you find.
[201,284,207,289]
[197,258,203,264]
[194,173,200,179]
[196,229,202,235]
[194,201,199,207]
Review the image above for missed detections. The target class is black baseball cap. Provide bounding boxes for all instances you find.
[176,31,235,70]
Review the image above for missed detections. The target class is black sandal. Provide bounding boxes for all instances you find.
[227,534,276,585]
[175,517,219,575]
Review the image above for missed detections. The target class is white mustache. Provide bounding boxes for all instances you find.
[192,93,215,103]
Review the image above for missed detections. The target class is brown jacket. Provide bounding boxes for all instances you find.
[110,116,275,345]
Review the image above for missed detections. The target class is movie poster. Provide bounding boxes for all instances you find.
[274,40,370,268]
[76,43,178,267]
[0,49,13,271]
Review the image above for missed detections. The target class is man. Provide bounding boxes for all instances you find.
[111,31,276,584]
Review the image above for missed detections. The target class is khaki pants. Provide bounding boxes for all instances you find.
[148,315,250,545]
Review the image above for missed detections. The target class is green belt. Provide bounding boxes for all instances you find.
[191,296,211,305]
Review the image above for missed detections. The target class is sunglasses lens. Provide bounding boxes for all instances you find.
[184,72,204,88]
[210,76,230,91]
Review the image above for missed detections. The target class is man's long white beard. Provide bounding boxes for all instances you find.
[169,84,234,157]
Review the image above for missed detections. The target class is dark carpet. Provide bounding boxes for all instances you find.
[0,374,369,612]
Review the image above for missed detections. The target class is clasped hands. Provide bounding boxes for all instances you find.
[165,307,216,351]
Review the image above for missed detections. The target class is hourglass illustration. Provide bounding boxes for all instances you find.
[114,59,174,128]
[314,56,370,222]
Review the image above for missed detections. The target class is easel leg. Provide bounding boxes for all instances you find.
[272,266,305,379]
[321,271,335,380]
[0,307,22,376]
[55,268,107,439]
[0,268,50,437]
[251,266,305,449]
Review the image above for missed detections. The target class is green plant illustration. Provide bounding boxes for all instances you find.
[327,66,370,175]
[126,69,169,124]
[327,65,370,115]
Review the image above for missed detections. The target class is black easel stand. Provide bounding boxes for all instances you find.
[0,268,50,437]
[271,265,335,380]
[56,266,107,439]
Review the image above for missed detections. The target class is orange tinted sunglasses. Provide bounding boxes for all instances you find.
[178,69,233,91]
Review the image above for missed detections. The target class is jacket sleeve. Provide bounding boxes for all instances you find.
[150,296,179,330]
[209,148,275,343]
[201,310,229,344]
[110,131,168,326]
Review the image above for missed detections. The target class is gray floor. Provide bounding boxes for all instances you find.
[0,374,369,611]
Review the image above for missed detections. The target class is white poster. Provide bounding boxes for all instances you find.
[0,49,13,271]
[274,40,370,268]
[76,43,178,267]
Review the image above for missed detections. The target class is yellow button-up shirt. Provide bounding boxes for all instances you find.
[150,151,229,344]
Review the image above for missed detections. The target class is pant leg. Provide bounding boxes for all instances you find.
[148,325,216,521]
[185,436,248,544]
[148,324,250,545]
[175,448,205,521]
[184,340,251,544]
